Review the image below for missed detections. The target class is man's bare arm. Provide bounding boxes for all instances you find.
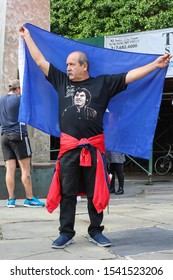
[19,25,49,76]
[125,53,172,85]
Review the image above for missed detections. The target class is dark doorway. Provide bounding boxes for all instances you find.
[153,93,173,161]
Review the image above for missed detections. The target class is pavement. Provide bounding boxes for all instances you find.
[0,173,173,260]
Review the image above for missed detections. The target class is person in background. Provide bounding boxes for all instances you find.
[106,151,125,195]
[0,79,45,208]
[19,24,171,249]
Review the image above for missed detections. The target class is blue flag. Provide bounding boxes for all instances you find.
[18,23,167,159]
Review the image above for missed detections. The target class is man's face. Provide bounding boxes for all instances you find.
[66,53,87,81]
[74,91,86,108]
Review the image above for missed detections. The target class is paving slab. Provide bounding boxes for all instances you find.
[107,226,173,258]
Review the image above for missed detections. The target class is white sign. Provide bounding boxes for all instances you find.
[104,28,173,77]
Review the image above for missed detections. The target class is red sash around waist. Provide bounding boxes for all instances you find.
[46,133,110,213]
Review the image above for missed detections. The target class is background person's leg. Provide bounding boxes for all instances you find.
[115,163,124,195]
[18,157,33,199]
[109,163,116,193]
[5,159,16,199]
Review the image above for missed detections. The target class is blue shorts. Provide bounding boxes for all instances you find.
[1,132,32,161]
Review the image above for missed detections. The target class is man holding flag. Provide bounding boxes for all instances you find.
[19,25,171,249]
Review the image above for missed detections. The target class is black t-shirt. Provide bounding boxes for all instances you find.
[47,64,127,139]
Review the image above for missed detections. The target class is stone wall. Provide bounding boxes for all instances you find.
[0,0,50,162]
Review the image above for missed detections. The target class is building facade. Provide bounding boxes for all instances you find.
[0,0,50,163]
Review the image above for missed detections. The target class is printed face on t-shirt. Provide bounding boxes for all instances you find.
[74,91,86,109]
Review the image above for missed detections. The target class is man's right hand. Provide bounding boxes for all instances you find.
[18,24,50,76]
[19,25,30,38]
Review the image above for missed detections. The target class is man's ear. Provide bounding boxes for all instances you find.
[83,62,88,71]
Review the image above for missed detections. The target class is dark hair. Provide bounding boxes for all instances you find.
[75,87,91,105]
[9,86,20,92]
